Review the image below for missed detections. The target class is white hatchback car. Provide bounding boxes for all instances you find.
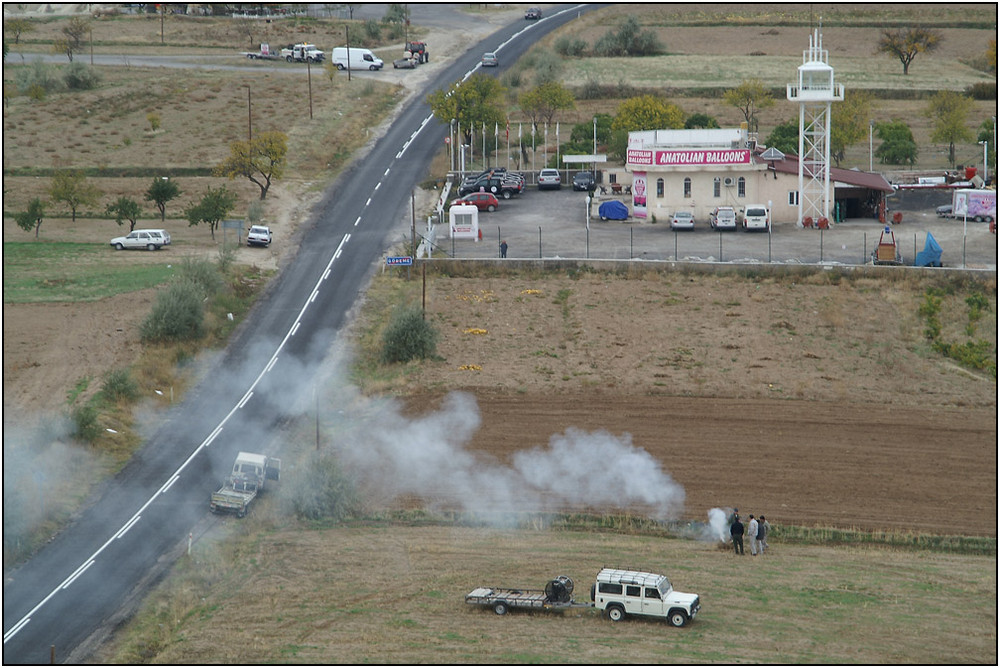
[670,211,695,230]
[110,229,171,251]
[538,168,561,190]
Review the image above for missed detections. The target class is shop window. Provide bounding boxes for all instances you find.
[656,178,664,197]
[609,173,617,184]
[683,177,692,198]
[713,177,721,198]
[788,191,799,206]
[737,176,746,197]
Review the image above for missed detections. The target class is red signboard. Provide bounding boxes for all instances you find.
[627,149,751,167]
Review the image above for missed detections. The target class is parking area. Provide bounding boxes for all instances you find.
[435,181,996,269]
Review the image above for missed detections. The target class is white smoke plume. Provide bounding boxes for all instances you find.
[334,390,686,520]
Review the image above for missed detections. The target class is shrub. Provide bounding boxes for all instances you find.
[363,18,381,43]
[15,60,59,96]
[177,256,224,298]
[140,281,206,342]
[964,82,997,100]
[554,36,587,57]
[63,62,100,90]
[380,305,438,364]
[285,452,358,521]
[72,404,100,442]
[101,368,140,403]
[146,111,161,132]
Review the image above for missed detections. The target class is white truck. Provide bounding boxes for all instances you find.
[466,568,701,627]
[952,188,996,223]
[209,451,281,518]
[281,43,324,63]
[330,46,384,71]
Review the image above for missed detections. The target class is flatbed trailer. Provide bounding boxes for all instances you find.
[466,577,593,616]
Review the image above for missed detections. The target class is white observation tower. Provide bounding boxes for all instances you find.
[786,29,843,226]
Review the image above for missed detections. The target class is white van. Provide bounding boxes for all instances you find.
[742,204,770,232]
[330,47,384,71]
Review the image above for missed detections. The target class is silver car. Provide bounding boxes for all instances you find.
[670,211,696,230]
[538,168,561,190]
[481,52,498,67]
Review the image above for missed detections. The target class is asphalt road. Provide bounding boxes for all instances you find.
[1,5,597,663]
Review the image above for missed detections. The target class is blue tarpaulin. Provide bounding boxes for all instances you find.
[598,200,629,220]
[914,232,942,267]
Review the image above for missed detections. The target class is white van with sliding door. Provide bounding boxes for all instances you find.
[330,47,384,71]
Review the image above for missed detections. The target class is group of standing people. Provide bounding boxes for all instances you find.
[729,510,770,556]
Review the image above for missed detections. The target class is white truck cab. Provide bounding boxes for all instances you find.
[592,567,700,627]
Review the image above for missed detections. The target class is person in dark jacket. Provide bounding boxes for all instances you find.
[500,240,508,258]
[730,515,745,555]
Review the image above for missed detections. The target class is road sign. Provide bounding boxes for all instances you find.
[386,256,413,266]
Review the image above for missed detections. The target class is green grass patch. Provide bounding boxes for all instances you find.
[3,242,176,303]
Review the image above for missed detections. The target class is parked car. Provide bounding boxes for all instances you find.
[481,52,498,67]
[670,211,696,230]
[936,204,953,218]
[393,57,416,69]
[572,171,596,191]
[247,225,273,247]
[538,168,562,190]
[452,192,500,212]
[458,176,519,199]
[710,206,737,230]
[742,204,770,231]
[109,228,171,251]
[524,7,542,19]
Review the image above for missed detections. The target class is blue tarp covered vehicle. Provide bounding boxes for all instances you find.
[914,232,942,267]
[598,200,629,220]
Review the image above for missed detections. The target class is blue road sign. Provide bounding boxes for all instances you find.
[386,256,413,266]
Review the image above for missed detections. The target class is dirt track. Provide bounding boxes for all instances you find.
[406,391,996,537]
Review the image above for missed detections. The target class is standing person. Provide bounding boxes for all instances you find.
[759,515,771,553]
[730,514,744,555]
[747,514,760,556]
[500,240,508,258]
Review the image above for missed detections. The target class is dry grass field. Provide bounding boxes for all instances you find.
[3,5,997,664]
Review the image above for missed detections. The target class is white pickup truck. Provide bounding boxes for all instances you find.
[210,452,281,518]
[281,43,324,63]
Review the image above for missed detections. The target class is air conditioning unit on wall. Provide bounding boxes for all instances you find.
[724,177,735,186]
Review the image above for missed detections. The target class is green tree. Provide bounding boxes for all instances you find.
[14,198,46,239]
[874,120,918,166]
[977,119,997,178]
[519,81,576,128]
[382,3,408,24]
[570,113,613,148]
[144,177,181,221]
[49,169,101,221]
[609,96,684,162]
[594,15,662,56]
[4,17,35,44]
[831,90,874,166]
[184,185,237,240]
[380,305,438,364]
[876,26,942,75]
[764,119,799,156]
[427,74,507,146]
[723,79,774,135]
[925,91,974,166]
[684,113,720,129]
[106,196,142,232]
[214,130,287,200]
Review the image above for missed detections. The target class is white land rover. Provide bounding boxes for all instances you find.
[591,567,700,627]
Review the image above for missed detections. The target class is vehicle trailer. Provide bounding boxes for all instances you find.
[953,188,997,223]
[466,575,590,616]
[241,43,280,60]
[210,451,280,517]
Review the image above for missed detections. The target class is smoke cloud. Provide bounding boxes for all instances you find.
[333,390,686,520]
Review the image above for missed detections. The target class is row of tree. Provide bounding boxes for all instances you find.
[428,74,992,172]
[14,129,288,240]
